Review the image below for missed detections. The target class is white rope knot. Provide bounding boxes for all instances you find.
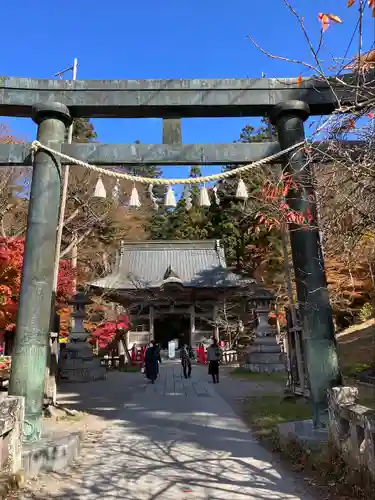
[30,140,41,153]
[28,140,307,185]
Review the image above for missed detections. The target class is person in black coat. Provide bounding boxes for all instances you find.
[144,341,161,383]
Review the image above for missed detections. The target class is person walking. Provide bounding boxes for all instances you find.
[196,344,202,364]
[207,338,222,384]
[197,343,207,365]
[180,344,192,379]
[144,340,161,384]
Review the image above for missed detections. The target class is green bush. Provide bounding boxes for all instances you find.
[343,362,371,378]
[359,303,374,323]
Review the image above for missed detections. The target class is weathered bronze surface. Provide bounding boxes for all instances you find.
[270,100,342,428]
[8,102,72,443]
[0,140,364,167]
[0,74,371,117]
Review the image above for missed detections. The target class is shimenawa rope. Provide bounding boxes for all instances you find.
[29,140,306,186]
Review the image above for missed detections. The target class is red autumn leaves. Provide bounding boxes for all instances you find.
[0,237,75,331]
[318,13,343,32]
[90,316,130,349]
[348,0,375,17]
[319,0,375,32]
[256,175,313,230]
[296,4,374,86]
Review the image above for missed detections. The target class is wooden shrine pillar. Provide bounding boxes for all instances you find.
[189,305,195,346]
[149,306,154,341]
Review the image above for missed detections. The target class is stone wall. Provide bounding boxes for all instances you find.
[0,396,24,474]
[343,377,375,403]
[328,386,375,477]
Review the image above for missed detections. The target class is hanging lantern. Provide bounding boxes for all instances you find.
[94,176,106,198]
[183,185,192,210]
[129,185,141,207]
[236,178,249,200]
[164,185,177,207]
[199,184,211,207]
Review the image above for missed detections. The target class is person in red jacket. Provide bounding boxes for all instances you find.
[197,343,207,364]
[140,345,146,363]
[197,344,205,364]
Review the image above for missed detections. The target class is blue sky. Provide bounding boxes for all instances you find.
[2,0,374,183]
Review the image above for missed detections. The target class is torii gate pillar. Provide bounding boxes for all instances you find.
[270,100,342,429]
[8,102,72,442]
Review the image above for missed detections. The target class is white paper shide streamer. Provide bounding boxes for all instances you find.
[199,185,211,207]
[236,178,249,200]
[129,184,141,207]
[94,176,106,198]
[164,185,177,207]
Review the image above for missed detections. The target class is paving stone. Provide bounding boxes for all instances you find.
[18,362,315,499]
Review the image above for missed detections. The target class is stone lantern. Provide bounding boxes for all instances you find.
[255,297,274,337]
[70,292,90,342]
[59,292,106,382]
[246,289,286,373]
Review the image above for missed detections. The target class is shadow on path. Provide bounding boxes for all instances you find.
[21,363,316,499]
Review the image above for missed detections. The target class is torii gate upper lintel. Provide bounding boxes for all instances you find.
[0,72,371,118]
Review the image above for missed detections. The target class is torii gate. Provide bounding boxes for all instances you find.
[0,74,369,441]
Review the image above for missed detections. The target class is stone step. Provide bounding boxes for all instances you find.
[245,363,286,373]
[249,344,282,353]
[247,352,285,364]
[60,358,99,369]
[252,336,281,346]
[59,367,106,382]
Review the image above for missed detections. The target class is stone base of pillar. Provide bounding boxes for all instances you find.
[245,336,286,373]
[59,343,106,382]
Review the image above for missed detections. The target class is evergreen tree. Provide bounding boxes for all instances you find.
[206,119,283,280]
[66,118,97,143]
[145,120,284,284]
[146,165,212,240]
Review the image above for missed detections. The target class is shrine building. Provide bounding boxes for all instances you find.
[89,239,271,348]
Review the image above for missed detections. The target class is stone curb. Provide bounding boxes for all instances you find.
[21,431,82,479]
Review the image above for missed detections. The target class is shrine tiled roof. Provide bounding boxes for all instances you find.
[90,240,255,290]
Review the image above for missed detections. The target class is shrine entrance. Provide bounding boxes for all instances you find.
[154,314,190,348]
